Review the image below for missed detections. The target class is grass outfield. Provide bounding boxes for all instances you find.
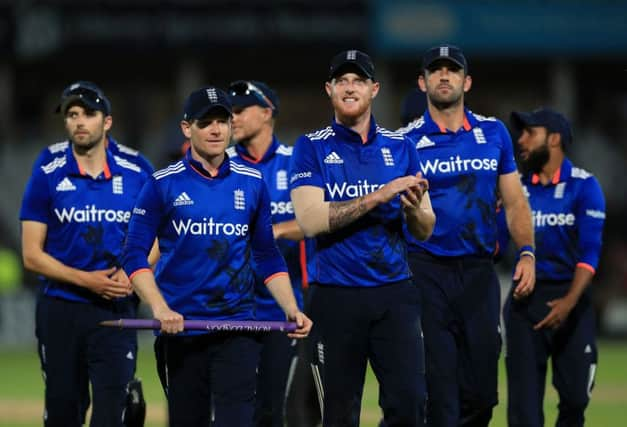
[1,339,625,426]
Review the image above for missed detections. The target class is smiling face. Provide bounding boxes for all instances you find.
[419,59,471,110]
[64,104,111,151]
[181,109,232,162]
[325,72,379,125]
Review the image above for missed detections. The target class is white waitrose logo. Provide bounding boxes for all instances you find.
[173,192,194,206]
[324,152,344,164]
[234,189,245,210]
[326,180,383,199]
[473,128,486,144]
[276,170,288,190]
[381,148,394,166]
[290,171,312,184]
[416,136,435,149]
[112,176,123,194]
[532,210,575,227]
[420,156,498,175]
[54,205,131,223]
[172,218,249,236]
[56,178,76,192]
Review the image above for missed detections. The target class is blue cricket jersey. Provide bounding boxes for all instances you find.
[289,117,421,287]
[522,158,605,281]
[33,136,154,174]
[122,150,288,332]
[226,137,304,321]
[401,108,518,257]
[20,147,150,303]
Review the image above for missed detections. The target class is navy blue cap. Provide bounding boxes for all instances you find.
[400,89,428,126]
[421,44,468,74]
[183,86,232,121]
[510,107,573,145]
[227,80,279,116]
[328,49,375,81]
[56,81,111,115]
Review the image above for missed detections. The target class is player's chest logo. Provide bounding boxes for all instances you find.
[276,170,288,190]
[554,182,566,199]
[56,177,76,192]
[381,148,394,166]
[234,189,246,210]
[112,176,123,195]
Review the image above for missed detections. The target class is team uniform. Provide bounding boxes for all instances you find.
[20,148,149,427]
[121,149,288,426]
[33,136,154,174]
[290,117,426,426]
[401,108,517,426]
[227,138,304,426]
[504,159,605,427]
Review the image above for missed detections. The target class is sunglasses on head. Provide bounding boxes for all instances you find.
[62,86,107,107]
[228,81,276,111]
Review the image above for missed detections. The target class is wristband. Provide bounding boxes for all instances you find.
[518,245,535,260]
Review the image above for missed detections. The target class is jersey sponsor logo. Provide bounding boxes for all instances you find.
[416,136,435,149]
[381,148,394,166]
[54,205,132,223]
[112,176,123,194]
[271,201,294,215]
[234,189,245,210]
[56,177,76,192]
[323,151,344,164]
[420,155,498,175]
[173,192,194,206]
[290,171,312,184]
[276,170,288,190]
[532,210,575,227]
[171,217,249,236]
[585,209,606,219]
[473,128,486,144]
[326,180,383,199]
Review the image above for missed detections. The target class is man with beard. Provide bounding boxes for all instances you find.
[505,108,605,427]
[401,44,535,427]
[289,49,436,426]
[20,81,150,426]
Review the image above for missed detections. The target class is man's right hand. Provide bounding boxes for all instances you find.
[376,175,424,204]
[152,305,184,334]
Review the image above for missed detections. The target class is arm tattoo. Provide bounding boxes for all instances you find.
[328,197,368,232]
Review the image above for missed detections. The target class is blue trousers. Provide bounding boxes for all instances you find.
[35,295,137,427]
[409,252,501,427]
[504,282,597,427]
[155,332,261,427]
[308,281,426,427]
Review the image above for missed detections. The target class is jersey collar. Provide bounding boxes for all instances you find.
[331,115,378,145]
[235,135,280,164]
[527,158,572,186]
[422,107,474,134]
[185,147,231,179]
[67,145,115,180]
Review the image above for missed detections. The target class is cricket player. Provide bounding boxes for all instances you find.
[290,49,435,426]
[505,108,605,427]
[401,44,535,426]
[20,81,150,427]
[226,80,306,427]
[121,86,311,427]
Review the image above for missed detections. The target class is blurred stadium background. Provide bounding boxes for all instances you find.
[0,0,626,425]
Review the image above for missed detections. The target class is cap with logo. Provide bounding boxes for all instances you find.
[56,81,111,115]
[510,107,573,145]
[183,86,232,121]
[421,44,468,74]
[328,49,375,81]
[227,80,279,116]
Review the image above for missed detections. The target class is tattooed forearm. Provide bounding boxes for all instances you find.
[328,197,368,232]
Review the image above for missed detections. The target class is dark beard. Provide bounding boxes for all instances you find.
[520,143,550,175]
[430,97,461,111]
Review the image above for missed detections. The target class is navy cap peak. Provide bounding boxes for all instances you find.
[510,107,573,145]
[56,81,111,115]
[183,86,232,121]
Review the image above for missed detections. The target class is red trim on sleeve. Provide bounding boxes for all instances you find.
[576,262,596,275]
[129,268,152,280]
[264,271,289,285]
[299,240,308,289]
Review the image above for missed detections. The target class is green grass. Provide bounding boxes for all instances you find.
[1,339,626,426]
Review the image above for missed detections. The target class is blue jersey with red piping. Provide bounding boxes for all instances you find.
[226,137,304,320]
[401,108,517,257]
[20,147,150,303]
[521,158,605,281]
[289,117,421,287]
[121,150,288,330]
[33,136,154,174]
